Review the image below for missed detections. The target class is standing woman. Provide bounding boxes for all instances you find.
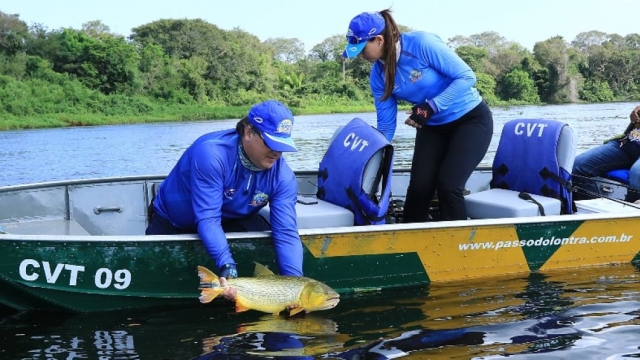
[343,10,494,222]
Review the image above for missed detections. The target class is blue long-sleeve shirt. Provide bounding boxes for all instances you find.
[372,31,483,141]
[153,129,303,276]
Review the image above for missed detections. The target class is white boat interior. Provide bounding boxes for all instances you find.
[1,118,640,237]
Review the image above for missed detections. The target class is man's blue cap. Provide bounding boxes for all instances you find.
[342,12,386,59]
[248,100,297,152]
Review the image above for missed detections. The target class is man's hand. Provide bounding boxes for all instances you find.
[219,276,237,301]
[218,264,238,301]
[219,263,238,279]
[631,106,640,123]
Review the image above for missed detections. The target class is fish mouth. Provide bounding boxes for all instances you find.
[325,296,340,308]
[308,296,340,312]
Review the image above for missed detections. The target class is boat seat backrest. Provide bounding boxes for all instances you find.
[328,125,384,197]
[317,118,394,225]
[491,118,576,214]
[465,119,577,218]
[556,122,577,173]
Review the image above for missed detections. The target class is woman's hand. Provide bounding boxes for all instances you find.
[405,111,422,129]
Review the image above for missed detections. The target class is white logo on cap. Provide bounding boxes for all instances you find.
[253,116,264,123]
[276,119,293,134]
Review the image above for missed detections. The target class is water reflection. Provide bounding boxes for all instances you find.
[1,264,639,359]
[198,331,346,359]
[197,316,348,359]
[8,329,138,360]
[320,315,584,359]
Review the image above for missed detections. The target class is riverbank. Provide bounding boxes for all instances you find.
[8,97,635,132]
[0,103,389,131]
[4,73,615,132]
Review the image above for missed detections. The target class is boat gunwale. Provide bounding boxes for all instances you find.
[2,168,639,243]
[1,210,638,242]
[0,170,330,192]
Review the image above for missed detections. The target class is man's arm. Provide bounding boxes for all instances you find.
[190,143,235,271]
[266,171,303,276]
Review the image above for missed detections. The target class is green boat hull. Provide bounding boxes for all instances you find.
[0,234,430,312]
[1,173,639,312]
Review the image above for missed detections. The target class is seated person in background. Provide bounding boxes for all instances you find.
[572,105,640,203]
[146,100,304,296]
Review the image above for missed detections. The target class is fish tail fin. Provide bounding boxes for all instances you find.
[198,265,220,287]
[199,288,224,304]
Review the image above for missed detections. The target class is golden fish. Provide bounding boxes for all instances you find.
[197,262,340,316]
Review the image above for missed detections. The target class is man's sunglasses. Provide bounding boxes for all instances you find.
[250,125,272,150]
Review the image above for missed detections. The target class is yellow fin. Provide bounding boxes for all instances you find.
[235,302,251,313]
[289,307,305,316]
[197,265,219,286]
[199,288,224,304]
[253,262,275,277]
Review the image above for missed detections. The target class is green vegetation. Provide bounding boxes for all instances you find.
[1,12,639,131]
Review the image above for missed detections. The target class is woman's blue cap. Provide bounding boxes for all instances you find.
[343,12,386,58]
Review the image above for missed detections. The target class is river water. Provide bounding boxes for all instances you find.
[0,102,634,187]
[1,102,639,359]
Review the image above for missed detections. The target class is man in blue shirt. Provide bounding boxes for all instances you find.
[146,100,303,289]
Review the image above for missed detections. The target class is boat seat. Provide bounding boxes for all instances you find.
[465,188,562,218]
[328,125,383,196]
[259,196,355,229]
[259,126,362,229]
[0,219,91,236]
[465,119,577,218]
[316,120,394,225]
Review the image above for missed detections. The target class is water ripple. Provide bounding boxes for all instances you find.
[0,102,637,187]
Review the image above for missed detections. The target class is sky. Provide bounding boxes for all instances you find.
[3,0,640,52]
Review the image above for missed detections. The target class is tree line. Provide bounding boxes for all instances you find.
[1,11,639,129]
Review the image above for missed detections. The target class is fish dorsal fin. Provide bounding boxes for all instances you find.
[253,262,275,277]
